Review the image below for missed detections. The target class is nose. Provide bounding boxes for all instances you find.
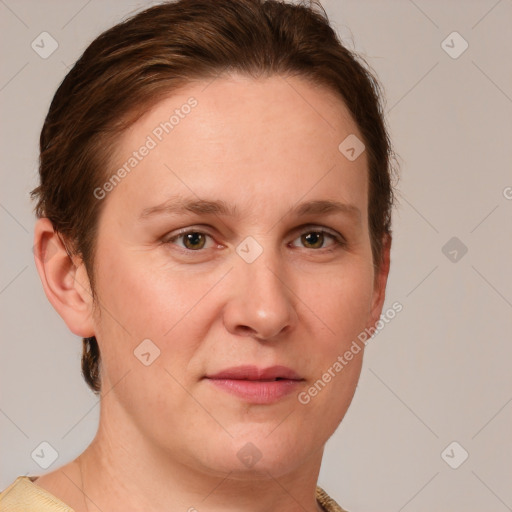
[222,248,298,341]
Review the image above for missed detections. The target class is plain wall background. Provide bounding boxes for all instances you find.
[1,1,511,511]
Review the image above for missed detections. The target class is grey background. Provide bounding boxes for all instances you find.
[1,1,511,511]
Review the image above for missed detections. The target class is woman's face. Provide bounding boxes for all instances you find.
[87,74,389,478]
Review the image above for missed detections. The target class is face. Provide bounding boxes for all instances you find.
[87,74,388,478]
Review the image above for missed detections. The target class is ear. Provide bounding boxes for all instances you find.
[33,218,96,338]
[366,233,392,329]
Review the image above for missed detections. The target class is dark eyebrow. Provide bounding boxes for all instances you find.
[139,196,361,223]
[139,196,238,219]
[293,199,361,222]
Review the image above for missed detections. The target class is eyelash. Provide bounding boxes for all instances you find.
[162,226,347,253]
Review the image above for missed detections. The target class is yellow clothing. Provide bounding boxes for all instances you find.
[0,477,72,511]
[0,476,348,511]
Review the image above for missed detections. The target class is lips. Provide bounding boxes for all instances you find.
[206,365,302,381]
[205,365,304,404]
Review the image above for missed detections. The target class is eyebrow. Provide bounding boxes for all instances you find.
[139,196,361,223]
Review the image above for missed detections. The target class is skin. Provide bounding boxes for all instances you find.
[33,74,391,512]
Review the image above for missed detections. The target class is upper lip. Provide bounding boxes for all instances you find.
[206,365,303,381]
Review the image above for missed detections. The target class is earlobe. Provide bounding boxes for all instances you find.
[33,218,95,338]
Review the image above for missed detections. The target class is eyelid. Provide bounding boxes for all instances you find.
[291,223,344,239]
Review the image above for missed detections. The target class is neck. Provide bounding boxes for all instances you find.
[76,422,325,512]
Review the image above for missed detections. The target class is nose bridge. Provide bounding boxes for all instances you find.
[225,239,297,339]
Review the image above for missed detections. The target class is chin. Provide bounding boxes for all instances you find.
[195,427,321,480]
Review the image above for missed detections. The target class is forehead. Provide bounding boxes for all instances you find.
[101,74,368,223]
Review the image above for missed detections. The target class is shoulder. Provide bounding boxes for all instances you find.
[316,486,350,512]
[0,476,74,511]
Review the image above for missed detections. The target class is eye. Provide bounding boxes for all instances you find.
[164,229,215,251]
[290,228,346,250]
[163,226,346,253]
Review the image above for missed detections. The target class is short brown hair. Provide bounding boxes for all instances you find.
[31,0,397,394]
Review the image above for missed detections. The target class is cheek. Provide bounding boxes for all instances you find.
[94,245,199,331]
[91,246,218,376]
[294,260,373,418]
[302,259,374,345]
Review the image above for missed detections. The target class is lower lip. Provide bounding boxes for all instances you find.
[206,378,302,404]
